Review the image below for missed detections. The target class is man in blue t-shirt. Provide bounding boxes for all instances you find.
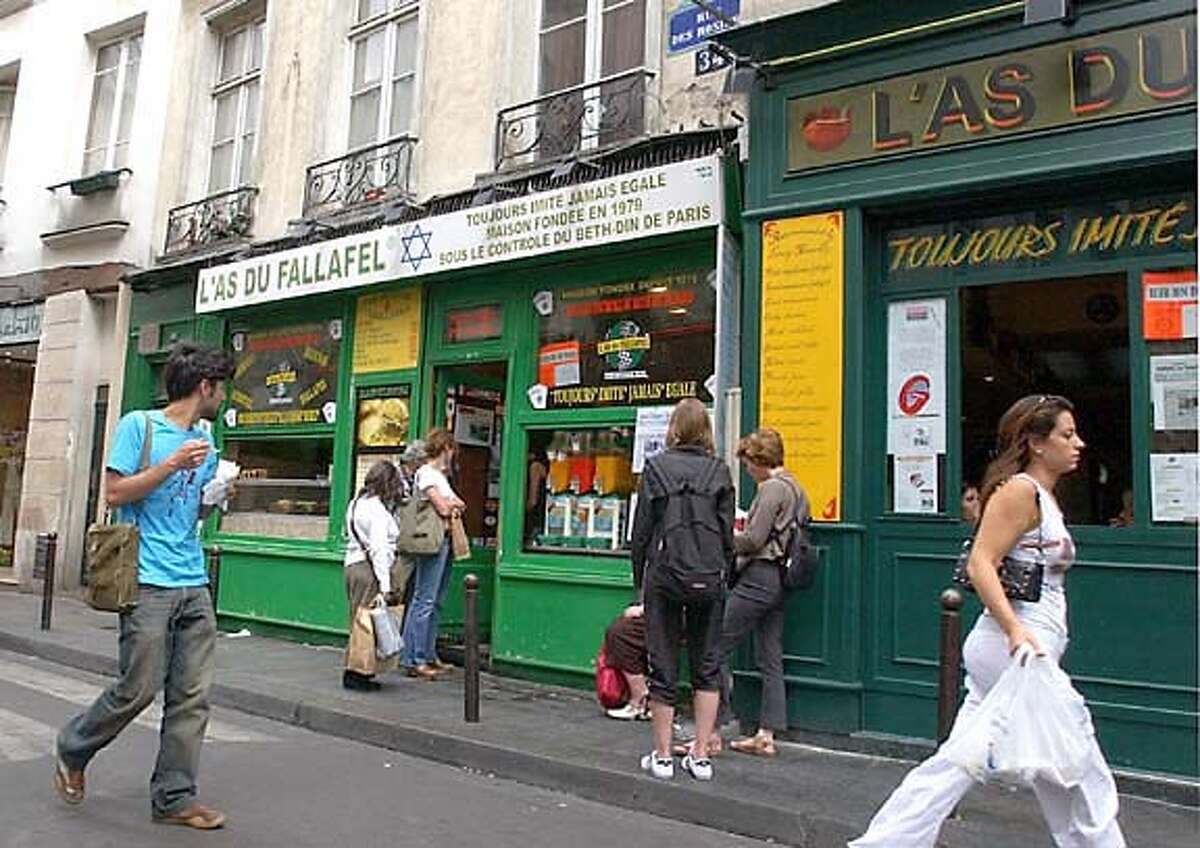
[55,343,234,830]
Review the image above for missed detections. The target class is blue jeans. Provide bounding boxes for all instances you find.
[401,540,451,666]
[57,585,216,816]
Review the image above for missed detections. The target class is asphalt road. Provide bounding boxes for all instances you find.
[0,649,765,848]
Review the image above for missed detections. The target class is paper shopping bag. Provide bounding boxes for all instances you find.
[345,605,377,676]
[450,513,471,561]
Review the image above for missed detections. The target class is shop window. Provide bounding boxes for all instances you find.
[353,383,412,492]
[960,274,1131,525]
[1142,268,1197,524]
[227,321,341,428]
[534,270,716,410]
[524,426,634,555]
[220,437,333,540]
[443,304,503,345]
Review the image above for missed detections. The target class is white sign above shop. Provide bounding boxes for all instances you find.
[195,156,723,314]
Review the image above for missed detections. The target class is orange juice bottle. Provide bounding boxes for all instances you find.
[594,431,623,496]
[547,432,571,493]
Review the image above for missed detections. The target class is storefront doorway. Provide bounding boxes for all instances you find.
[0,343,35,576]
[430,360,508,639]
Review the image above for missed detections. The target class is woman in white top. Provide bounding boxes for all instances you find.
[851,395,1126,848]
[400,427,465,679]
[342,460,404,691]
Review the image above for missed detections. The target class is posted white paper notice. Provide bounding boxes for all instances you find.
[894,455,938,514]
[1150,453,1199,523]
[632,406,673,473]
[887,299,946,454]
[1150,355,1198,431]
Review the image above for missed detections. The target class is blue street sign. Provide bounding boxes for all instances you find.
[668,0,740,55]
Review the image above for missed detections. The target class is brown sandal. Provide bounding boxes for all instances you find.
[53,751,85,805]
[153,803,227,830]
[729,735,777,757]
[672,735,722,758]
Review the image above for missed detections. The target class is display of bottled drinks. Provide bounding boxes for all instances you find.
[528,427,635,553]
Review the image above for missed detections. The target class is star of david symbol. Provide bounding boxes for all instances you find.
[400,223,433,271]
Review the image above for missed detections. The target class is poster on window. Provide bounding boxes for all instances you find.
[1142,269,1198,341]
[1150,355,1198,431]
[887,299,946,454]
[228,321,341,427]
[893,455,938,514]
[355,385,411,449]
[632,406,673,473]
[453,404,495,447]
[1150,453,1199,522]
[536,270,716,409]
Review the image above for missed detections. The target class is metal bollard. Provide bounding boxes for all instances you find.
[206,546,221,608]
[37,532,58,631]
[936,588,964,744]
[463,573,480,723]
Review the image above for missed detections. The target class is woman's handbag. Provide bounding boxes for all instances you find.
[595,647,630,710]
[952,489,1044,602]
[396,494,446,555]
[449,512,471,561]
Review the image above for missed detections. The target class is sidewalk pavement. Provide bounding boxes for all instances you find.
[1,588,1195,848]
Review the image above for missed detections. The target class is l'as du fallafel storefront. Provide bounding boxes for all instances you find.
[189,134,745,683]
[716,0,1197,779]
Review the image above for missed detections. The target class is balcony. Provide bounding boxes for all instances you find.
[494,68,656,172]
[302,136,417,220]
[163,186,258,257]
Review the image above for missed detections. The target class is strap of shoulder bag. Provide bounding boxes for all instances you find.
[138,411,154,472]
[348,497,375,571]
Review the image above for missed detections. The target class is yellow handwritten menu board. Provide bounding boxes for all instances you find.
[352,289,422,373]
[760,213,844,521]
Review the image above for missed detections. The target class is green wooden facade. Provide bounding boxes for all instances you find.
[720,0,1197,777]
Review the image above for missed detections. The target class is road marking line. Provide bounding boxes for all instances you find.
[0,658,275,743]
[0,706,54,762]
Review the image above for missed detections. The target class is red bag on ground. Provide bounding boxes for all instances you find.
[595,647,629,710]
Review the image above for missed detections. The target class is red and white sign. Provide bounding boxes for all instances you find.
[1143,269,1198,341]
[898,374,931,416]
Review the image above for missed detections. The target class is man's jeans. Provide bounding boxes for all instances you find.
[57,585,216,815]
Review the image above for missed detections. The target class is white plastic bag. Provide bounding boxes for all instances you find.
[370,601,404,660]
[943,646,1093,788]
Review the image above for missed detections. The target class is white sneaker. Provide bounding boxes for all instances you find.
[640,751,674,780]
[606,703,642,720]
[681,753,713,781]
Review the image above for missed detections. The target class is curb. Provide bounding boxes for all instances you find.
[0,629,846,846]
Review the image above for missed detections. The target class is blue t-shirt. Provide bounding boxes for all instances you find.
[107,410,216,587]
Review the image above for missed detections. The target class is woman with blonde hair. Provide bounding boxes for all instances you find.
[850,395,1125,847]
[630,398,734,782]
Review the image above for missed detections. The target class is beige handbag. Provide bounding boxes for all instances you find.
[84,413,153,613]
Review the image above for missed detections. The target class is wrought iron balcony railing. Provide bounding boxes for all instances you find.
[163,186,258,257]
[303,136,417,219]
[495,68,656,171]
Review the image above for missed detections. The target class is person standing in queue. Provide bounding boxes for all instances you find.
[718,427,809,758]
[401,427,465,679]
[850,395,1126,847]
[54,343,234,830]
[630,398,735,781]
[342,460,406,691]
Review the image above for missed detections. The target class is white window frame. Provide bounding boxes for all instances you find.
[207,17,265,193]
[536,0,646,96]
[81,32,141,175]
[0,84,15,190]
[346,0,419,152]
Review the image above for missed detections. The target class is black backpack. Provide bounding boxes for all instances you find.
[649,456,729,602]
[771,477,819,591]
